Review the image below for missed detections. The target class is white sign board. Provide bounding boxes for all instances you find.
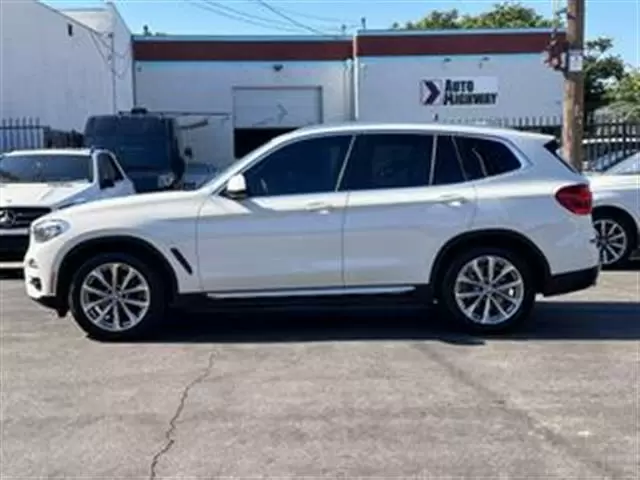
[420,76,499,107]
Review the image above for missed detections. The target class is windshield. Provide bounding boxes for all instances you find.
[0,154,93,183]
[605,152,640,175]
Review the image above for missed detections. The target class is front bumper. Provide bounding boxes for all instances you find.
[543,264,600,296]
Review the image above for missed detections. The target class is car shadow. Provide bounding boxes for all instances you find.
[132,300,640,345]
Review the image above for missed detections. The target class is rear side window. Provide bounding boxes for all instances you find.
[340,133,433,191]
[432,136,466,185]
[455,137,521,178]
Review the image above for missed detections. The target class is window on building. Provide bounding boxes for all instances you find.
[243,135,352,197]
[339,134,433,191]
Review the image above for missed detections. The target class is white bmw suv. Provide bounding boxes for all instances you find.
[23,123,600,340]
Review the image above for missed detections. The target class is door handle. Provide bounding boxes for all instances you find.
[436,194,470,205]
[305,201,332,213]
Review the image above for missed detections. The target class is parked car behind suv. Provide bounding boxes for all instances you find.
[23,123,600,340]
[0,148,135,266]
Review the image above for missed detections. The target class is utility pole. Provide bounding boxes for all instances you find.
[562,0,586,171]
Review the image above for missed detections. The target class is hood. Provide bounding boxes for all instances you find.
[57,188,200,218]
[0,182,93,208]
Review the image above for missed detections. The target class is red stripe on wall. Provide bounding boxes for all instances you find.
[133,32,562,61]
[133,40,352,61]
[357,32,562,56]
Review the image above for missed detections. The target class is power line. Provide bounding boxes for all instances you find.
[272,4,358,26]
[253,0,330,35]
[200,0,306,31]
[184,0,314,33]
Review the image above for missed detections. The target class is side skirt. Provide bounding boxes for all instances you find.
[172,284,433,312]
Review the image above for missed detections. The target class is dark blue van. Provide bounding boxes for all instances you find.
[83,109,186,193]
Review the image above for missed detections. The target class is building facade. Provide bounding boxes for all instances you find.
[0,0,134,133]
[133,29,564,168]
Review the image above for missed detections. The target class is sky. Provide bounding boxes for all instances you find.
[45,0,639,66]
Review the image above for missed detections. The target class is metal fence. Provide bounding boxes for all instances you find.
[441,114,640,171]
[0,118,46,152]
[0,117,83,153]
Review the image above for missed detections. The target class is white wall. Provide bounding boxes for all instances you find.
[134,60,351,167]
[357,54,563,123]
[0,0,133,132]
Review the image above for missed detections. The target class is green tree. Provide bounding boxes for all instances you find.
[584,37,627,113]
[392,2,554,30]
[392,2,627,117]
[606,69,640,120]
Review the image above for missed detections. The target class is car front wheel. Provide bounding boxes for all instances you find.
[68,253,167,341]
[439,247,535,334]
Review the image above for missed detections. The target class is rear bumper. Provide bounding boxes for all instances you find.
[543,265,600,296]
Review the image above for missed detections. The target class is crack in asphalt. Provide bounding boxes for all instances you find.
[148,351,217,480]
[412,342,625,480]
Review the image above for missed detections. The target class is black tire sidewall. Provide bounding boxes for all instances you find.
[593,212,634,269]
[68,252,166,341]
[439,246,535,334]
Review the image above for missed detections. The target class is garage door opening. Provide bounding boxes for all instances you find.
[233,128,296,158]
[232,86,323,159]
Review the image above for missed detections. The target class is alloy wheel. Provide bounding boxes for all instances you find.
[594,218,628,266]
[453,255,525,326]
[79,262,151,332]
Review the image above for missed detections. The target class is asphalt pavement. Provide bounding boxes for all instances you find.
[1,267,639,479]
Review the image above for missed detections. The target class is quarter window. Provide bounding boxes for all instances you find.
[243,135,352,197]
[339,134,433,191]
[454,137,521,178]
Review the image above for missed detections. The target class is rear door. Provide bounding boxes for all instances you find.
[340,133,477,287]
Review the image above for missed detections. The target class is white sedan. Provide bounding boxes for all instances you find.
[588,152,640,267]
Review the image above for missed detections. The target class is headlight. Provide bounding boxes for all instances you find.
[31,219,70,243]
[158,172,176,188]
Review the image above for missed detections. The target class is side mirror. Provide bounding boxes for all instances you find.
[224,174,247,200]
[184,147,193,159]
[100,178,115,189]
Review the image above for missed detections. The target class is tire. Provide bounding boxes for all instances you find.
[439,247,536,334]
[68,252,167,341]
[592,211,635,269]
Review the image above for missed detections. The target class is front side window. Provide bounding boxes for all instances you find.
[243,135,352,197]
[98,153,123,183]
[0,154,93,183]
[339,133,433,191]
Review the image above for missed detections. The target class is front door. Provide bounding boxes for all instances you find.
[339,133,478,287]
[197,134,354,293]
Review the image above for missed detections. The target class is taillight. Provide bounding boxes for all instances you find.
[555,184,593,215]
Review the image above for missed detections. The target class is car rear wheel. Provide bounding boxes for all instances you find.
[593,213,634,269]
[439,247,535,334]
[68,253,167,341]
